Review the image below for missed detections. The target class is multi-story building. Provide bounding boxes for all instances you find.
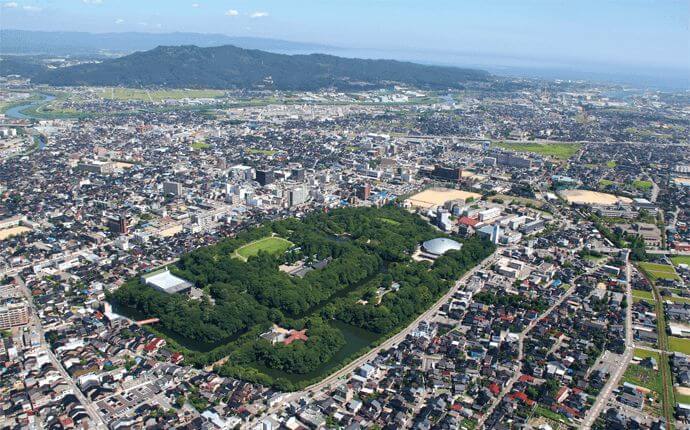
[0,300,30,330]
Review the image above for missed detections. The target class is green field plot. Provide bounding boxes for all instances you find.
[102,88,225,101]
[191,141,210,150]
[632,180,653,191]
[671,256,690,267]
[234,236,293,260]
[638,262,681,283]
[669,337,690,354]
[246,148,277,156]
[633,348,660,361]
[494,141,581,160]
[632,289,655,301]
[622,363,663,394]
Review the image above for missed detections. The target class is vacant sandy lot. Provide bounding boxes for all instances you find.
[406,188,482,209]
[560,189,632,206]
[0,226,31,240]
[673,177,690,186]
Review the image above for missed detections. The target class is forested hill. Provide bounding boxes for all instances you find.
[31,45,490,90]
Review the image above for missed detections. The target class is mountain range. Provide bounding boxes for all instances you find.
[0,29,332,56]
[2,44,490,91]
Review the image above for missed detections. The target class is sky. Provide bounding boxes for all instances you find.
[2,0,689,74]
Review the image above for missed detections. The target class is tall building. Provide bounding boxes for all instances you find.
[163,181,183,196]
[291,167,305,181]
[106,214,128,235]
[356,183,371,200]
[288,186,308,207]
[256,169,275,186]
[0,300,30,330]
[431,165,462,182]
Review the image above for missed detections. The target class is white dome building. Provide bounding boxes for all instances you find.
[421,237,462,257]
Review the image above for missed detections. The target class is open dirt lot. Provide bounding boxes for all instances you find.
[405,188,482,209]
[560,189,632,206]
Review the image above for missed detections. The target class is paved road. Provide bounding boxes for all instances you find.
[581,255,633,429]
[244,251,499,429]
[17,276,108,430]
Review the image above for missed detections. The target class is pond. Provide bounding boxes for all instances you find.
[253,320,382,384]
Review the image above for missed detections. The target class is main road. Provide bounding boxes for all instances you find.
[581,252,633,429]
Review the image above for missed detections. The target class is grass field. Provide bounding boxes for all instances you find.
[606,161,617,168]
[494,141,581,160]
[634,348,660,361]
[638,262,681,283]
[671,256,690,267]
[668,337,690,354]
[622,363,662,394]
[632,180,653,191]
[246,148,277,156]
[599,179,618,188]
[632,289,655,301]
[676,391,690,405]
[102,88,225,101]
[233,236,293,261]
[191,141,210,150]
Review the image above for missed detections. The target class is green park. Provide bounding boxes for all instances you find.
[109,206,494,390]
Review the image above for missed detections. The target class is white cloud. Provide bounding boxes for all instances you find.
[225,9,238,16]
[115,18,124,24]
[22,4,42,11]
[191,3,199,7]
[2,2,18,8]
[249,11,268,18]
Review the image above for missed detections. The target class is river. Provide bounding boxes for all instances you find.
[5,93,55,119]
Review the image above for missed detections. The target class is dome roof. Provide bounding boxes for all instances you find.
[422,237,462,256]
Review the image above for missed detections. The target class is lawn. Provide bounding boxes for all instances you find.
[599,179,618,188]
[191,141,210,150]
[634,348,660,361]
[379,217,401,226]
[606,160,617,168]
[668,337,690,355]
[632,180,653,191]
[638,262,681,283]
[246,148,277,156]
[494,141,581,160]
[676,391,690,405]
[233,236,293,261]
[671,256,690,267]
[533,405,568,423]
[632,289,655,301]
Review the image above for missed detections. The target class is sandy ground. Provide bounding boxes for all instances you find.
[113,162,134,169]
[676,386,690,396]
[559,189,632,206]
[673,177,690,186]
[406,188,482,209]
[0,226,30,240]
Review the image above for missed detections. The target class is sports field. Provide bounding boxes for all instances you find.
[494,141,581,160]
[638,262,680,283]
[559,189,632,206]
[233,236,293,261]
[0,226,31,240]
[405,188,482,209]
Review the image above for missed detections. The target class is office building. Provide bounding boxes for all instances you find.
[256,169,275,186]
[163,181,183,196]
[288,186,309,207]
